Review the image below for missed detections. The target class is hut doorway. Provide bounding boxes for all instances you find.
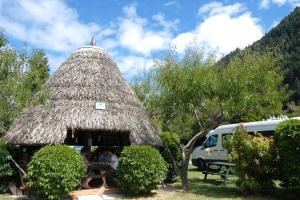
[65,129,131,148]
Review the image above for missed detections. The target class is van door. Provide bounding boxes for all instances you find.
[202,134,219,161]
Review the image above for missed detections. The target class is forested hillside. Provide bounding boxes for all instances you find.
[221,7,300,105]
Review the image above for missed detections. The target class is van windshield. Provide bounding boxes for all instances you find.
[203,134,218,148]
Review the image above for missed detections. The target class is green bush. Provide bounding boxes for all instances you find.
[160,132,182,182]
[28,145,86,200]
[275,119,300,189]
[224,125,275,194]
[116,145,167,195]
[0,140,14,193]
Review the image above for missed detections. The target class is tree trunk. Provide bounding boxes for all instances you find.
[181,148,190,192]
[181,130,208,192]
[170,130,210,192]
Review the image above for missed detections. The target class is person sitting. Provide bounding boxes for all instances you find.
[99,150,110,163]
[100,150,119,188]
[81,147,93,189]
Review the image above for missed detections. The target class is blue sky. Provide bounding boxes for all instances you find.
[0,0,299,80]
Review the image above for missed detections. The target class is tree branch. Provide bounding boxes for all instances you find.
[190,103,204,129]
[184,130,208,149]
[169,132,183,149]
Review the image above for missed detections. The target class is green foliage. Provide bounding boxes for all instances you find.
[0,30,7,47]
[27,145,86,200]
[216,51,287,123]
[134,45,287,139]
[0,32,49,136]
[0,139,14,193]
[160,132,182,182]
[275,119,300,189]
[116,145,167,195]
[224,126,275,194]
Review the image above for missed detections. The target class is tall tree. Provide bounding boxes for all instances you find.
[0,32,49,136]
[134,47,288,191]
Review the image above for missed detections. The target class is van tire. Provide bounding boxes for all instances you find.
[197,159,206,171]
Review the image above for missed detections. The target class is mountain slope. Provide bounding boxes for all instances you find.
[221,7,300,104]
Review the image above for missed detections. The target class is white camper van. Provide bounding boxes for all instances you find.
[191,117,300,171]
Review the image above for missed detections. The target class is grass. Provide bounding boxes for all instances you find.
[123,165,298,200]
[0,195,24,200]
[166,167,267,200]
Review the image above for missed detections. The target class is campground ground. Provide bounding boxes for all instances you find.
[123,165,300,200]
[1,165,298,200]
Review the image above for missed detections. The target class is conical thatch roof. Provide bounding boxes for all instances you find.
[3,45,161,146]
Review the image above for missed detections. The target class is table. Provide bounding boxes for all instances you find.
[88,162,111,169]
[85,162,112,179]
[203,161,236,185]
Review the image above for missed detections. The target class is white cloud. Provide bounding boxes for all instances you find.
[0,0,110,52]
[171,32,196,53]
[0,0,116,73]
[198,2,245,16]
[117,5,176,56]
[260,0,270,9]
[152,13,179,32]
[259,0,300,9]
[172,2,263,56]
[273,0,289,6]
[164,1,180,8]
[116,55,154,78]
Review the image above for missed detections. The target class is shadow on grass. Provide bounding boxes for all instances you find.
[185,167,299,200]
[188,177,240,198]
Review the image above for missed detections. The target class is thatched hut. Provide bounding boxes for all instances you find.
[3,40,161,147]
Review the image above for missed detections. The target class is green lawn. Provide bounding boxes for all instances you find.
[123,165,298,200]
[0,195,24,200]
[165,166,298,200]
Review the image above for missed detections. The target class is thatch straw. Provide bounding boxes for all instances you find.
[3,45,161,146]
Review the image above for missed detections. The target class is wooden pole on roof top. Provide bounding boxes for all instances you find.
[90,36,96,46]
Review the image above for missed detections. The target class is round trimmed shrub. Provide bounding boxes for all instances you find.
[0,140,14,193]
[28,145,86,200]
[275,119,300,189]
[116,145,167,195]
[160,132,182,182]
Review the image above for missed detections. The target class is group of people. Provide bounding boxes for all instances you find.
[81,147,119,189]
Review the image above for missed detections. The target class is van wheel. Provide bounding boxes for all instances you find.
[197,159,206,171]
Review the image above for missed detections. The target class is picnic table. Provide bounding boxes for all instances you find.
[88,162,111,169]
[202,161,236,185]
[85,162,112,179]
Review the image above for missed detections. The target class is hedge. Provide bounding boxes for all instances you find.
[27,145,86,200]
[116,145,167,195]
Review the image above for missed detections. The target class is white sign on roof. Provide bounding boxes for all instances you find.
[96,102,106,110]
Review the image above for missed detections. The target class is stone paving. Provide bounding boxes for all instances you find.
[70,187,122,200]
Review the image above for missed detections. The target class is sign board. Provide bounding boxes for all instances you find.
[96,102,106,110]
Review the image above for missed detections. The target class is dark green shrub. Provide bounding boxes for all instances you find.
[116,145,167,195]
[160,132,182,182]
[275,119,300,189]
[28,145,86,200]
[224,125,275,194]
[0,140,14,193]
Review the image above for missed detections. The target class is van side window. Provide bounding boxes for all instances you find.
[221,133,231,147]
[221,133,228,144]
[204,134,218,148]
